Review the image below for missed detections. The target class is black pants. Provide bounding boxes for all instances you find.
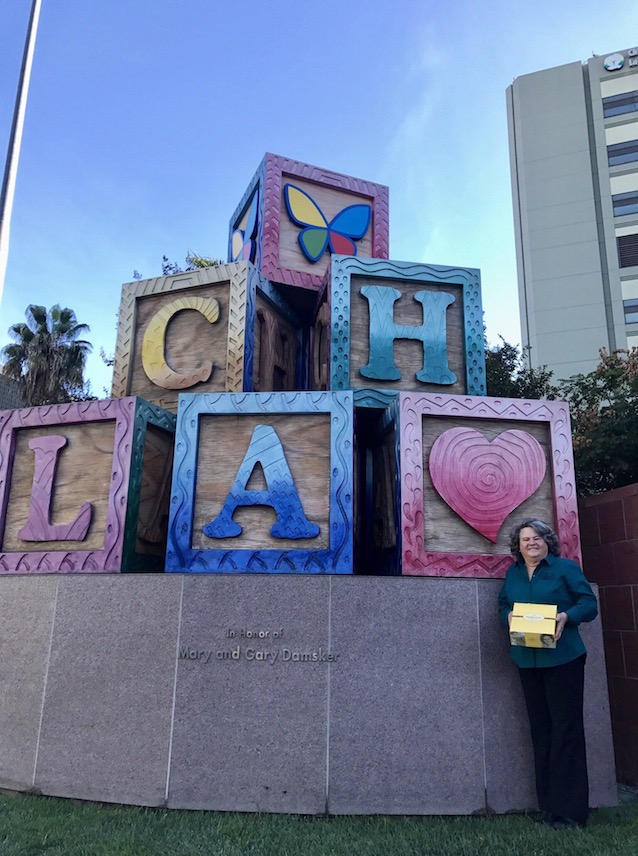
[517,654,589,824]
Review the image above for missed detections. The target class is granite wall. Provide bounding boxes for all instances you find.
[0,574,617,814]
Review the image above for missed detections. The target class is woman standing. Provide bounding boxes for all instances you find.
[498,518,598,829]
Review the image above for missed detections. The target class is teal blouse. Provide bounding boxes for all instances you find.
[498,552,598,668]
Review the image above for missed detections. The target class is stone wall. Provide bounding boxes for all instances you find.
[0,574,616,813]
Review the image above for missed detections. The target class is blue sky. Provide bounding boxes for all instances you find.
[0,1,635,395]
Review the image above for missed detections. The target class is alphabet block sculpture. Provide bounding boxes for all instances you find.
[326,256,485,401]
[399,393,580,578]
[111,261,303,413]
[228,153,389,295]
[166,391,354,573]
[0,397,176,573]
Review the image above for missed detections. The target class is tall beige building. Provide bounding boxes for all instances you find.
[507,46,638,381]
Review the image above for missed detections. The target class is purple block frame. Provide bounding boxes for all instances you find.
[0,398,167,573]
[228,153,389,292]
[399,392,580,578]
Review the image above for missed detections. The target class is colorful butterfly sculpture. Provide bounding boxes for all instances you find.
[231,189,259,262]
[284,184,371,262]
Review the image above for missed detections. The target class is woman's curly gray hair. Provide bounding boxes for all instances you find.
[509,518,561,560]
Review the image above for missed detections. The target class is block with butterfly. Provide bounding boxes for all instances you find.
[398,392,580,578]
[111,261,304,413]
[228,152,389,298]
[324,256,486,402]
[165,391,354,574]
[0,397,176,574]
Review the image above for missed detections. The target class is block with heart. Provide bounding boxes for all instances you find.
[398,392,580,578]
[228,153,389,297]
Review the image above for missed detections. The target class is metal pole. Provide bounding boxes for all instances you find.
[0,0,42,306]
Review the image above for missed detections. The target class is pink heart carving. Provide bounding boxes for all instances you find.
[428,427,546,542]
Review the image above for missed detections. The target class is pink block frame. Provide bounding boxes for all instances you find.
[257,152,389,291]
[400,392,580,578]
[0,398,138,573]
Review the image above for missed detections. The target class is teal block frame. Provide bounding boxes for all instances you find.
[166,391,354,574]
[329,256,486,399]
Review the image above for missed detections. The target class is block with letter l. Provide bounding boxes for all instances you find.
[0,397,175,573]
[166,391,354,573]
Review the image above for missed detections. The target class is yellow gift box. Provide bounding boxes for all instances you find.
[510,602,557,649]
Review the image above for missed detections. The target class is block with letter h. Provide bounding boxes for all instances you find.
[111,261,304,413]
[323,256,486,403]
[228,153,389,296]
[0,397,175,573]
[166,391,354,573]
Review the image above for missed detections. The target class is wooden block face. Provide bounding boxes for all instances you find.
[112,263,256,413]
[399,393,580,578]
[229,153,389,292]
[350,276,467,394]
[135,424,174,558]
[0,398,175,573]
[278,176,375,284]
[192,413,331,552]
[130,282,232,405]
[330,257,485,397]
[2,421,115,554]
[253,294,300,392]
[166,392,354,573]
[354,401,400,576]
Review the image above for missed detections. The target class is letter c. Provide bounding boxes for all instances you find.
[141,295,220,389]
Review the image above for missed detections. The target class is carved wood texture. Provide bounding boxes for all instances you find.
[329,257,486,399]
[0,398,176,574]
[112,262,261,411]
[257,153,389,292]
[0,399,135,573]
[166,391,354,574]
[399,393,579,578]
[428,427,547,543]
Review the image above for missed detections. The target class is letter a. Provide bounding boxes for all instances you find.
[18,436,92,541]
[203,425,320,539]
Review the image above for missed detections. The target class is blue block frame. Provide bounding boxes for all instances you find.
[166,391,354,574]
[329,256,486,399]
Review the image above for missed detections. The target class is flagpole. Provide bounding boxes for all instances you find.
[0,0,42,306]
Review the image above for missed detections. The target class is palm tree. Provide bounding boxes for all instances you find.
[1,304,93,406]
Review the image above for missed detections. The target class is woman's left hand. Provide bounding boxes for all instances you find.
[555,612,569,640]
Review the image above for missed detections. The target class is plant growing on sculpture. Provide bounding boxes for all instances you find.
[1,304,93,406]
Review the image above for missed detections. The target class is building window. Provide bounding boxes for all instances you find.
[603,90,638,117]
[624,298,638,324]
[612,191,638,217]
[608,139,638,166]
[618,233,638,267]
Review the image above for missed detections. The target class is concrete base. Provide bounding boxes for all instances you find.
[0,575,617,814]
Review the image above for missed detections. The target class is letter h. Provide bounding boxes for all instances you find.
[359,284,456,384]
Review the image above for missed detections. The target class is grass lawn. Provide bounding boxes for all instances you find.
[2,792,638,856]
